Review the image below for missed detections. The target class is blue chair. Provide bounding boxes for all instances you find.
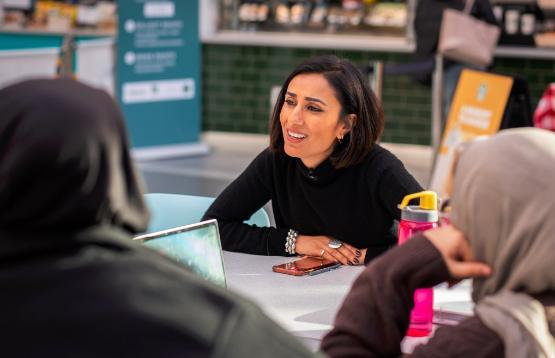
[144,193,270,233]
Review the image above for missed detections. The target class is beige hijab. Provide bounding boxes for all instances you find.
[450,128,555,358]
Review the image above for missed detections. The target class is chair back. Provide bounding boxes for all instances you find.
[144,193,270,233]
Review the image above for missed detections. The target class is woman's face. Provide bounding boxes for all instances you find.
[280,73,350,169]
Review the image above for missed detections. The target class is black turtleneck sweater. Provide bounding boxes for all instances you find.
[203,145,422,263]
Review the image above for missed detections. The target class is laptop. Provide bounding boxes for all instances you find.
[133,219,227,288]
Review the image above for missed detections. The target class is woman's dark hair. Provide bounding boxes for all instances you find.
[269,55,384,169]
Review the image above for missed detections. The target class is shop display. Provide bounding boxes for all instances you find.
[1,0,116,33]
[239,2,270,22]
[535,0,555,47]
[275,3,290,23]
[364,2,406,27]
[492,0,545,46]
[221,0,409,36]
[309,4,328,24]
[220,0,555,51]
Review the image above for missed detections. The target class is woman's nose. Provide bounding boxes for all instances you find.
[289,105,303,125]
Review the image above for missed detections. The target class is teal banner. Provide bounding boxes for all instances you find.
[117,0,200,148]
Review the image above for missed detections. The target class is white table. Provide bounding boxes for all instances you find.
[223,251,473,352]
[223,252,363,350]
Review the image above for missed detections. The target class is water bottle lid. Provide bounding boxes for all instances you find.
[398,190,438,210]
[398,190,439,222]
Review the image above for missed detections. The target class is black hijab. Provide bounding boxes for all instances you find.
[0,79,149,234]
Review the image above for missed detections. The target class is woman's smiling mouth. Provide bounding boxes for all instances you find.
[286,129,307,142]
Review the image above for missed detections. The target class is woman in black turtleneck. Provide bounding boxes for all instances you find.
[204,55,422,265]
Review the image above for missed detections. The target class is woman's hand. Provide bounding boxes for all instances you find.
[358,248,367,265]
[295,235,362,265]
[424,225,491,281]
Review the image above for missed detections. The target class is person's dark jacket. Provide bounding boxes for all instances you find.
[0,226,319,357]
[321,236,555,357]
[0,79,318,357]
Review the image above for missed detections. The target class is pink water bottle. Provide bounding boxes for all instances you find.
[398,190,438,337]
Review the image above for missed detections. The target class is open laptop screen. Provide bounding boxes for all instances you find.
[134,219,226,287]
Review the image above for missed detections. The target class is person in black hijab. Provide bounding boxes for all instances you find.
[0,79,317,357]
[0,79,148,232]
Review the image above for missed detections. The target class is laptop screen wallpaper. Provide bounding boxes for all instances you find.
[143,224,226,287]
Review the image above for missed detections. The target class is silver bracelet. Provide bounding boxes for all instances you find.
[285,229,299,255]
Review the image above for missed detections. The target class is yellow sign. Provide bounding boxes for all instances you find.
[430,69,513,196]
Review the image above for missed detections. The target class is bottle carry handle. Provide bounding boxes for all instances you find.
[398,190,438,210]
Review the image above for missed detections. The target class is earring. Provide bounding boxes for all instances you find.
[337,135,344,144]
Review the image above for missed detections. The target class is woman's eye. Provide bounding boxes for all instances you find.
[285,99,296,106]
[307,105,322,112]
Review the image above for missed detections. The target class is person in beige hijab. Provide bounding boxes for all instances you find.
[322,127,555,357]
[446,127,555,357]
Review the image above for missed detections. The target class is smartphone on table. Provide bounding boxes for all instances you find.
[272,256,341,276]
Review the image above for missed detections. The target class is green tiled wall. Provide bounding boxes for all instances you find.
[202,44,553,145]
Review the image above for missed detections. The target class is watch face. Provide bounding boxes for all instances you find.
[328,239,342,249]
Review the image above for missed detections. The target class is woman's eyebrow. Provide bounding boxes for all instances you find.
[305,96,327,106]
[285,92,327,106]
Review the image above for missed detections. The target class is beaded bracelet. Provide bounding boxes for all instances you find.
[285,229,299,255]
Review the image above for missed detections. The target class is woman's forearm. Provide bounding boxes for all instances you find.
[321,236,449,357]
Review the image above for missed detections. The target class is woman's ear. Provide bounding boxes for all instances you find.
[342,114,357,136]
